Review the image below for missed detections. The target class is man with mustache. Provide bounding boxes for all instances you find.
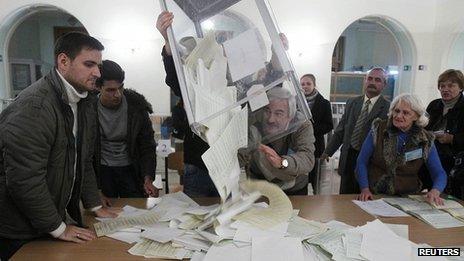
[321,68,390,194]
[244,87,315,195]
[0,32,117,259]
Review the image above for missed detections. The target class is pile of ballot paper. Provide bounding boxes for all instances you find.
[93,188,464,261]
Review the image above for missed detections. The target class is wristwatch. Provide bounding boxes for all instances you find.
[280,158,289,169]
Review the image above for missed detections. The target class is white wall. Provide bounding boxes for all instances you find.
[1,0,464,112]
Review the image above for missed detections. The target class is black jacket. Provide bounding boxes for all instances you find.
[425,93,464,172]
[94,89,156,189]
[0,69,100,239]
[310,93,333,158]
[162,48,209,170]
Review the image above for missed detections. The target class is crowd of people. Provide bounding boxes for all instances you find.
[0,10,462,260]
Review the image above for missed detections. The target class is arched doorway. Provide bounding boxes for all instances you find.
[0,5,86,104]
[330,16,416,103]
[446,31,464,71]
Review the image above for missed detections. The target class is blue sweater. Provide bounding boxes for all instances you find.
[356,130,447,192]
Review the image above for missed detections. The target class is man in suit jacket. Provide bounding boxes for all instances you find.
[322,68,390,194]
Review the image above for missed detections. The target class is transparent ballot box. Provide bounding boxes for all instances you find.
[160,0,312,146]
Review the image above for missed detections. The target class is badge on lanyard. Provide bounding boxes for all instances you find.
[405,148,423,161]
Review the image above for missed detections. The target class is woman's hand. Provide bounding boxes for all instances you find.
[357,188,373,201]
[425,189,444,206]
[436,133,453,144]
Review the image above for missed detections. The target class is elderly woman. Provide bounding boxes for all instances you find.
[425,70,464,196]
[356,94,447,205]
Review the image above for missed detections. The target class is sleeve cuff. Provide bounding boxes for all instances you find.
[90,205,102,212]
[49,222,66,238]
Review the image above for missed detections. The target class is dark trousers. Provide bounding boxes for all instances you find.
[309,159,320,193]
[339,147,361,194]
[286,185,308,196]
[183,164,219,197]
[0,237,29,260]
[100,165,144,198]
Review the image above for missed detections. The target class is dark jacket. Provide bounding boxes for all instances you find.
[162,47,209,170]
[310,93,333,158]
[94,89,156,189]
[325,95,390,176]
[425,94,464,172]
[0,69,101,239]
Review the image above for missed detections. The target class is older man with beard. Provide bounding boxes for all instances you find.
[322,67,390,194]
[242,87,315,195]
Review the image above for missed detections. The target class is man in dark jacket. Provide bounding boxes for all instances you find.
[94,60,158,200]
[157,11,218,197]
[0,32,117,260]
[322,68,390,194]
[300,74,333,193]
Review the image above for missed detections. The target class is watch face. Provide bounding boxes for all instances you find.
[282,159,288,168]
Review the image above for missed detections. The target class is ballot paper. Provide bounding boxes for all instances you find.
[324,220,354,231]
[408,194,464,209]
[106,230,142,244]
[223,28,266,82]
[247,84,269,112]
[235,180,293,229]
[94,212,160,237]
[128,238,188,259]
[382,197,433,211]
[306,229,346,258]
[342,231,365,260]
[385,223,409,239]
[287,216,327,240]
[408,208,464,229]
[204,241,251,261]
[233,221,288,243]
[359,228,412,261]
[172,233,212,252]
[442,207,464,222]
[352,199,409,217]
[252,236,304,261]
[140,224,185,243]
[202,107,248,201]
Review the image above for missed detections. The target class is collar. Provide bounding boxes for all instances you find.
[56,69,88,104]
[364,94,380,105]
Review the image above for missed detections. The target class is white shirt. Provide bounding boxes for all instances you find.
[363,94,381,113]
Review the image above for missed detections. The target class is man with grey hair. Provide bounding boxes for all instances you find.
[322,67,390,194]
[243,87,315,195]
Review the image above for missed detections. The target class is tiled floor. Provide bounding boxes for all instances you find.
[156,155,341,196]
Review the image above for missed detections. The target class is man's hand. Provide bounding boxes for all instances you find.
[259,144,284,169]
[156,11,174,55]
[436,133,453,144]
[357,188,373,201]
[94,207,121,218]
[320,153,329,162]
[58,225,96,243]
[425,189,444,206]
[144,176,159,197]
[100,191,112,208]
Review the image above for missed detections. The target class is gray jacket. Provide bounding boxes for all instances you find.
[242,113,315,192]
[324,95,390,176]
[0,69,101,239]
